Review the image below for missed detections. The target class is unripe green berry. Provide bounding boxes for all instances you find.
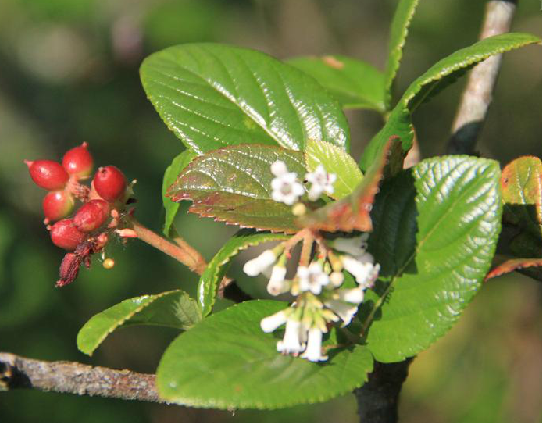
[25,160,69,191]
[50,219,86,250]
[93,166,127,203]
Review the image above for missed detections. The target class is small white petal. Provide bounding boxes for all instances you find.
[271,161,288,176]
[267,266,289,296]
[301,328,327,362]
[261,311,287,333]
[330,272,344,287]
[325,299,359,326]
[339,288,364,304]
[243,250,276,276]
[277,319,304,353]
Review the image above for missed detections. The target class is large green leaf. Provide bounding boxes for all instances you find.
[77,290,201,356]
[362,157,502,362]
[162,150,197,236]
[287,55,385,111]
[305,139,363,200]
[198,230,290,316]
[401,33,541,111]
[384,0,420,109]
[157,300,373,409]
[167,144,305,232]
[141,43,350,154]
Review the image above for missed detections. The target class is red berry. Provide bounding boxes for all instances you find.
[93,166,127,202]
[50,219,86,250]
[62,142,93,179]
[43,191,75,222]
[25,160,69,191]
[73,199,110,232]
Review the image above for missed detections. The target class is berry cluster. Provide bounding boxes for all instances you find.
[25,143,133,287]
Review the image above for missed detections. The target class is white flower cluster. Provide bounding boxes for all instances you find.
[244,234,379,362]
[271,161,336,205]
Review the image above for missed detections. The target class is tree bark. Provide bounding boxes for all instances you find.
[447,0,517,155]
[0,352,168,404]
[354,360,412,423]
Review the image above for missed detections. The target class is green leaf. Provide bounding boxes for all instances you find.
[501,156,542,238]
[359,105,413,173]
[300,137,395,232]
[141,43,350,154]
[384,0,420,109]
[305,139,363,200]
[287,55,385,111]
[363,157,502,362]
[401,33,541,111]
[77,290,201,356]
[156,300,373,409]
[162,150,197,236]
[198,230,290,316]
[167,144,306,232]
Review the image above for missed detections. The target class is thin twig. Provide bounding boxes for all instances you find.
[447,0,517,155]
[0,352,168,404]
[129,218,207,275]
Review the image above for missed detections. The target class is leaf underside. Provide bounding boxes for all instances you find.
[485,258,542,281]
[156,300,373,409]
[167,144,306,233]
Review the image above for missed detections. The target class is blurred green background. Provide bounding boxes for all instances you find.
[1,0,541,422]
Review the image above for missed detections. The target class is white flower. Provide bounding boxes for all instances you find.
[338,287,364,303]
[342,256,379,286]
[261,310,288,333]
[277,318,305,354]
[271,172,305,205]
[301,328,327,362]
[298,262,330,295]
[306,165,337,201]
[333,235,369,257]
[243,250,277,276]
[325,299,359,326]
[267,265,289,296]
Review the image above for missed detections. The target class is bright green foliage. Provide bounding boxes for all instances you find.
[305,139,363,200]
[384,0,420,109]
[401,33,541,111]
[77,290,201,356]
[361,33,540,172]
[167,144,305,232]
[140,44,350,154]
[162,150,197,236]
[363,157,502,362]
[198,230,290,316]
[156,300,373,409]
[288,55,385,111]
